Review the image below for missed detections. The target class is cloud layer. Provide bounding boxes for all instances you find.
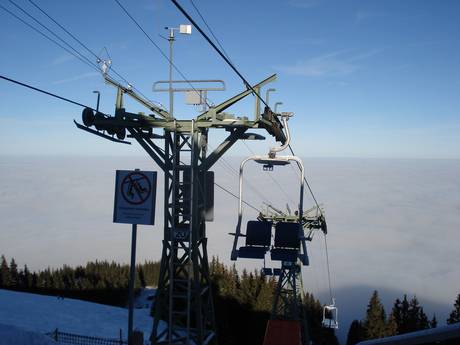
[0,156,459,341]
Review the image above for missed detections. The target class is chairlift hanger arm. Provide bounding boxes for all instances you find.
[104,74,171,119]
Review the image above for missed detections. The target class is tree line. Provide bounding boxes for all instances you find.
[346,290,460,345]
[0,255,338,344]
[0,254,161,306]
[4,254,458,344]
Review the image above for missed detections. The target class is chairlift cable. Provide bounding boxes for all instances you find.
[0,4,100,74]
[169,0,326,217]
[113,0,211,109]
[208,145,276,209]
[1,2,151,106]
[323,234,334,303]
[189,0,233,64]
[0,74,96,110]
[178,0,338,324]
[170,0,270,108]
[0,73,261,215]
[26,0,161,108]
[8,0,102,73]
[153,144,263,214]
[28,0,99,61]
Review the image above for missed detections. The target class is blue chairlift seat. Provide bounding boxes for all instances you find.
[270,222,301,262]
[238,221,272,259]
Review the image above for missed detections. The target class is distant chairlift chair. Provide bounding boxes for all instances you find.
[322,299,339,329]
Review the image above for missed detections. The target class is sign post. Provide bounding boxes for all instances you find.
[128,223,137,345]
[113,169,157,345]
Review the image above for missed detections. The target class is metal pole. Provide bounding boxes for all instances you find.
[128,223,137,345]
[274,102,283,113]
[265,88,275,106]
[169,29,174,118]
[93,91,100,112]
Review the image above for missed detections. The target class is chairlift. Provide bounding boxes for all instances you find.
[237,220,272,259]
[230,112,309,267]
[322,299,339,329]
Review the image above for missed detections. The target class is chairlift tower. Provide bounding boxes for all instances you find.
[75,69,286,344]
[257,206,328,345]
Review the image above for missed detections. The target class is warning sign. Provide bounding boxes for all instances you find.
[113,170,157,225]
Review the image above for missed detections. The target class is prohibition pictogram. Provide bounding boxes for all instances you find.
[121,172,152,205]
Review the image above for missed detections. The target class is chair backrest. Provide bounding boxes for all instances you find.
[274,222,301,249]
[245,221,272,247]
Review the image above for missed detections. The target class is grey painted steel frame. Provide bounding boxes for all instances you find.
[78,73,281,345]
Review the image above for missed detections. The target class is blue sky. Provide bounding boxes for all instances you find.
[1,0,459,158]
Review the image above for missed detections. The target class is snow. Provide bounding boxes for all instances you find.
[0,323,57,345]
[0,288,164,342]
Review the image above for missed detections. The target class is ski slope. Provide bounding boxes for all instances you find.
[0,323,57,345]
[0,289,163,342]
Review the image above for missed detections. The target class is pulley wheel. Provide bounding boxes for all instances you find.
[107,126,116,135]
[94,112,105,131]
[116,127,126,140]
[82,107,95,127]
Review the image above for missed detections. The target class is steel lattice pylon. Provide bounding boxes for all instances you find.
[271,262,310,345]
[75,73,285,345]
[151,129,216,344]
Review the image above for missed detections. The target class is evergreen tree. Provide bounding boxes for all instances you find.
[9,258,19,288]
[430,314,437,328]
[391,295,410,334]
[418,307,429,330]
[447,294,460,324]
[391,295,430,334]
[0,255,10,287]
[138,266,146,288]
[386,312,398,336]
[20,265,31,289]
[346,319,365,345]
[363,290,388,339]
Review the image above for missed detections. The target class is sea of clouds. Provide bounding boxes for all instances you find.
[0,155,459,342]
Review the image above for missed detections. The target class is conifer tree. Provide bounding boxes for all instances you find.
[21,265,31,289]
[363,290,388,339]
[391,295,430,334]
[430,314,437,328]
[9,258,19,288]
[418,307,429,330]
[386,312,398,336]
[138,266,146,288]
[447,294,460,324]
[346,320,365,345]
[391,295,410,334]
[0,255,10,287]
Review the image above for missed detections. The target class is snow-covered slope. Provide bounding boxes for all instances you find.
[0,289,163,341]
[0,323,57,345]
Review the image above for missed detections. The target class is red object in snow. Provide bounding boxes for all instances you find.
[263,320,301,345]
